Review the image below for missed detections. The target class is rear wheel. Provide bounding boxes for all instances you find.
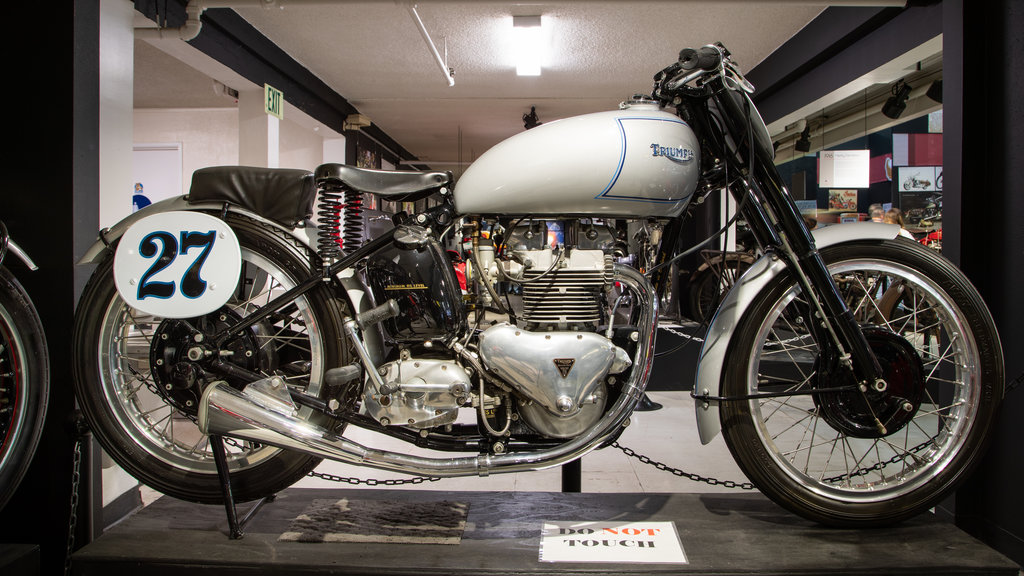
[73,214,348,504]
[720,239,1003,526]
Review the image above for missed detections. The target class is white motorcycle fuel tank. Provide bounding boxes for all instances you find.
[454,102,700,217]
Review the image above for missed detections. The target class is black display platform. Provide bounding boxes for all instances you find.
[72,488,1020,576]
[0,543,39,576]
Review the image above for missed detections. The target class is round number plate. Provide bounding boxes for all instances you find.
[113,211,242,318]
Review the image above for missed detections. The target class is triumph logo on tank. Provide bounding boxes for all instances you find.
[650,143,695,163]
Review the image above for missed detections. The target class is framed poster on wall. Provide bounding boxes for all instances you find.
[899,191,942,232]
[898,166,942,192]
[828,189,858,211]
[351,132,382,211]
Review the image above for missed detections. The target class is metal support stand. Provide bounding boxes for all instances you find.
[209,435,274,539]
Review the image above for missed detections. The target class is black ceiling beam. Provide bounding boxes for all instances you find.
[747,3,942,126]
[185,8,424,168]
[133,0,189,28]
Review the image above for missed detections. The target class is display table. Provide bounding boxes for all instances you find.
[72,488,1020,575]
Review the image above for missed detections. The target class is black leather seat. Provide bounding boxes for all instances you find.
[314,163,452,202]
[188,166,316,228]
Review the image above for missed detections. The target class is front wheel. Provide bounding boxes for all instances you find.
[720,239,1003,527]
[72,214,349,504]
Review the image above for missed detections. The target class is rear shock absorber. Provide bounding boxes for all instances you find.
[343,189,364,252]
[316,181,344,269]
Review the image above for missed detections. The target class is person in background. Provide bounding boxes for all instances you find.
[869,203,885,222]
[884,207,915,239]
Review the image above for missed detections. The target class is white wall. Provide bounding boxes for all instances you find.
[99,0,134,229]
[98,0,140,511]
[133,107,335,198]
[133,108,239,195]
[280,117,329,170]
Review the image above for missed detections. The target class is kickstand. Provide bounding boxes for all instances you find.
[210,434,275,539]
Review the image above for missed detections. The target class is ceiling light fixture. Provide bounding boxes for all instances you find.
[795,125,812,153]
[882,79,913,119]
[513,15,542,76]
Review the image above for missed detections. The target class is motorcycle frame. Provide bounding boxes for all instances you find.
[76,54,903,461]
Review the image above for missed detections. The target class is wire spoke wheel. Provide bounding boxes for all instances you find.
[99,250,317,472]
[0,267,48,512]
[720,239,1003,526]
[73,215,348,504]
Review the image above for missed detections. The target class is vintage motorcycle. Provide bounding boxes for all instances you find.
[0,221,49,512]
[71,44,1004,528]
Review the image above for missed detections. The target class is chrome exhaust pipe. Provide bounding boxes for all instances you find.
[197,264,657,478]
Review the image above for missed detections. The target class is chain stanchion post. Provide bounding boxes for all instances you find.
[561,459,582,493]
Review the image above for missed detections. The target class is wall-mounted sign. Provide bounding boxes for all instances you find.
[539,521,687,564]
[265,84,283,119]
[819,149,869,188]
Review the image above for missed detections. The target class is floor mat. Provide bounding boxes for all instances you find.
[279,498,468,544]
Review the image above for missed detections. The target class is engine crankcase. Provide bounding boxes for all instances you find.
[478,323,630,438]
[361,358,470,429]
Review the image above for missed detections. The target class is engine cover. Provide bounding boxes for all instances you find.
[478,323,631,438]
[361,358,470,429]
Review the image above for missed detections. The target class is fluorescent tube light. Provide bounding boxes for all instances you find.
[513,15,542,76]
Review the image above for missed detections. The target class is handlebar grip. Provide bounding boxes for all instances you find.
[678,47,721,71]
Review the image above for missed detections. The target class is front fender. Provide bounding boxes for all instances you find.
[693,222,901,444]
[4,239,38,270]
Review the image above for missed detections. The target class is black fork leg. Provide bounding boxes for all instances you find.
[737,163,885,390]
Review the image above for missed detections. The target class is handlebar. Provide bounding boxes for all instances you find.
[678,46,722,72]
[654,43,747,98]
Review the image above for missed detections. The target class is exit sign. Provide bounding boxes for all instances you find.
[264,84,283,119]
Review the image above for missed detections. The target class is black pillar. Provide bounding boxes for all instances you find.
[0,2,96,575]
[947,0,1024,566]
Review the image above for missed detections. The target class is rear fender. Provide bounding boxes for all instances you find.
[693,222,901,444]
[77,196,318,265]
[76,196,384,363]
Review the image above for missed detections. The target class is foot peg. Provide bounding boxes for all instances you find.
[324,364,361,388]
